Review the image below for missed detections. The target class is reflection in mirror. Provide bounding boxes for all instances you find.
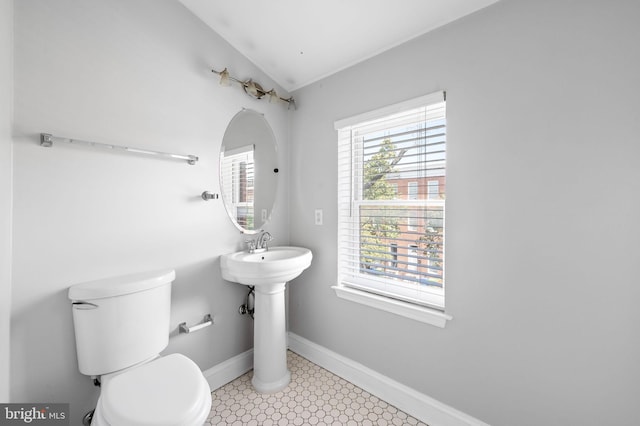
[220,109,278,233]
[220,144,255,229]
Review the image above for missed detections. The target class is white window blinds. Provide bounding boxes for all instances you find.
[336,92,446,310]
[220,144,255,229]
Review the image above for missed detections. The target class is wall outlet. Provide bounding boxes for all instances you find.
[261,209,267,222]
[314,209,323,225]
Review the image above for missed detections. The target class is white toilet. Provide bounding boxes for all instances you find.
[68,269,212,426]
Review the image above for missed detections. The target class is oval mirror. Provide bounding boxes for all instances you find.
[220,109,278,234]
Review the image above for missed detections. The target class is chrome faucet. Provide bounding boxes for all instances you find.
[246,231,273,253]
[256,231,273,251]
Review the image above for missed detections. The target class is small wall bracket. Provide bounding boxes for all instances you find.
[40,133,53,147]
[201,191,219,200]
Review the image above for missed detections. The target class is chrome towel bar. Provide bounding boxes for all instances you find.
[179,314,213,334]
[40,133,199,165]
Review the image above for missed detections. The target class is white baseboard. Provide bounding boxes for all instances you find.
[287,332,490,426]
[202,348,253,391]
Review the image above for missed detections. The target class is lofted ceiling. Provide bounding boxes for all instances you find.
[178,0,499,92]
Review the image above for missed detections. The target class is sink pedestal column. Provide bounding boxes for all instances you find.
[252,282,290,393]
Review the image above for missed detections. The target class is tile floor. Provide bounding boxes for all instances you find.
[206,351,428,426]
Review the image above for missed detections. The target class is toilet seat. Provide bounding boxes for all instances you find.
[94,354,211,426]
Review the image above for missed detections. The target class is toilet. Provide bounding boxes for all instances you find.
[68,269,212,426]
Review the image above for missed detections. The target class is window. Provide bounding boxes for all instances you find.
[389,243,398,268]
[407,216,418,232]
[335,92,449,319]
[427,180,440,199]
[408,182,418,200]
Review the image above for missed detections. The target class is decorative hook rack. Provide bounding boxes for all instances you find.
[40,133,199,165]
[212,67,296,110]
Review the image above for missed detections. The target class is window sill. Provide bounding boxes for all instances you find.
[332,285,452,328]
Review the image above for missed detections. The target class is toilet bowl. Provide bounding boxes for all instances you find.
[68,269,212,426]
[91,354,211,426]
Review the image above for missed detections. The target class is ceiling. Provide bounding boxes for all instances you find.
[178,0,499,92]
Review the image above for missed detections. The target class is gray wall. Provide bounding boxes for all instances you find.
[288,1,640,425]
[11,0,291,422]
[0,0,13,402]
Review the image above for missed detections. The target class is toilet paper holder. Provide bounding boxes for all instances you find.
[179,314,213,334]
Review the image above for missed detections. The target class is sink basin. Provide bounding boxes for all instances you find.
[220,246,313,286]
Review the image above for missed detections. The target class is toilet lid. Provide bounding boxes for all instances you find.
[101,354,210,426]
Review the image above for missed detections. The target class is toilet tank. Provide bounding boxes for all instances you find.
[68,269,175,376]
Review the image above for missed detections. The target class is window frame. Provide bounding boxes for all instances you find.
[333,92,452,327]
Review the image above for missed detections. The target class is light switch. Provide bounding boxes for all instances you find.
[314,209,323,225]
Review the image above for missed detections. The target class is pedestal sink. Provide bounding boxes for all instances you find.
[220,246,312,393]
